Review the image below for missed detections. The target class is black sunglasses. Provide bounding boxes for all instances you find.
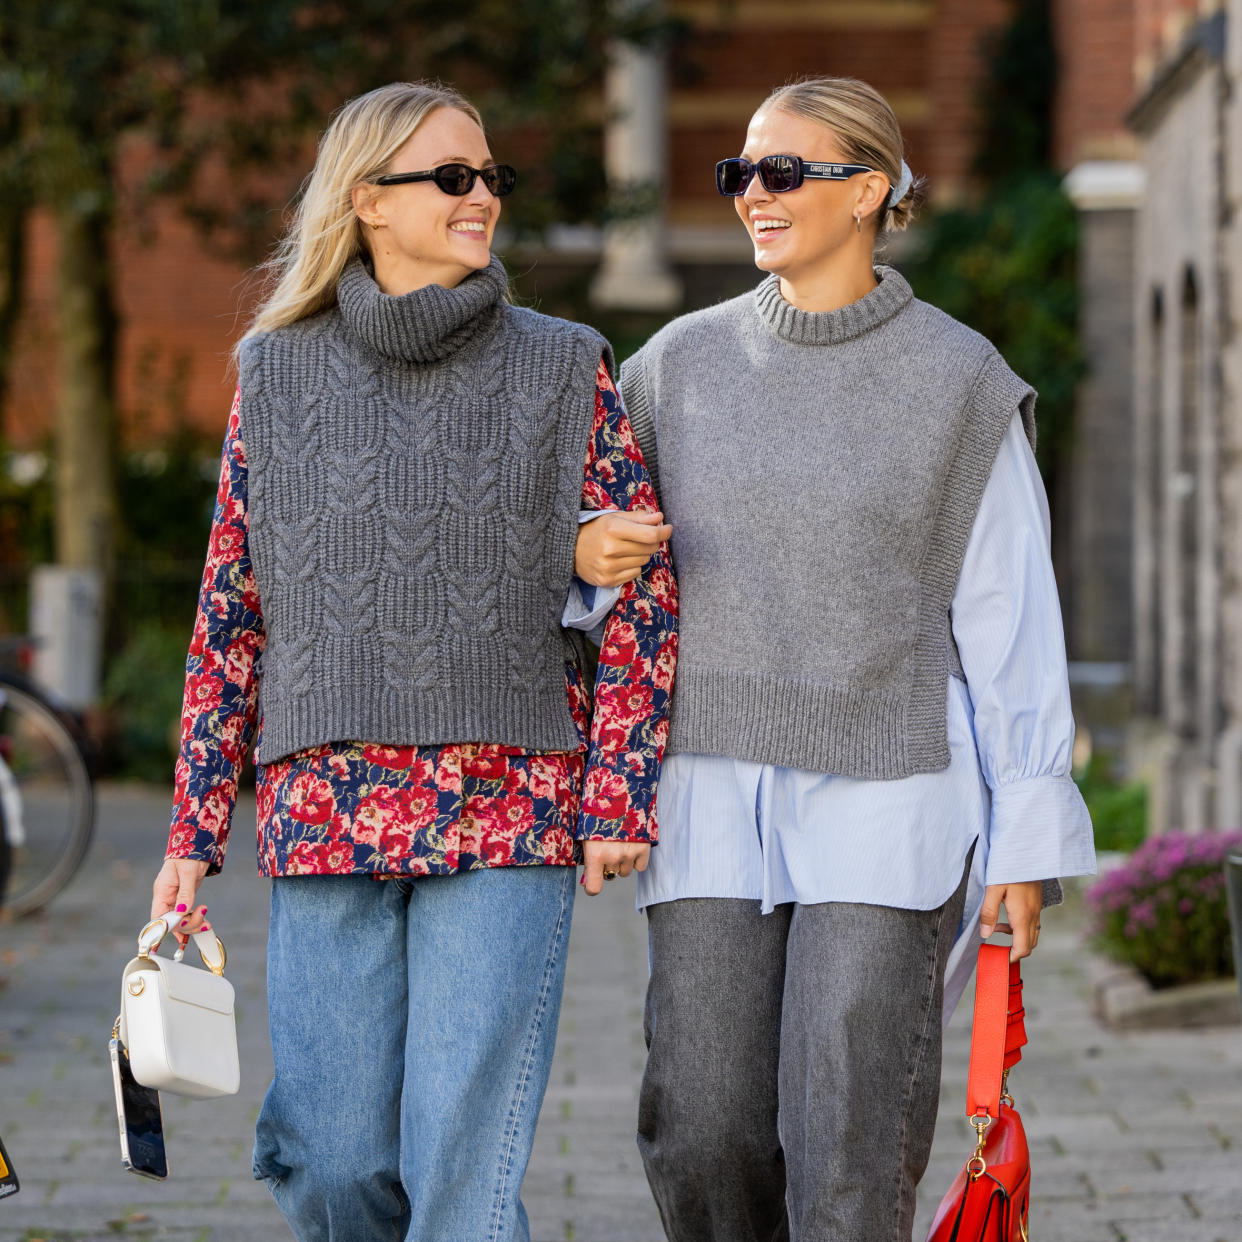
[372,162,517,198]
[716,154,874,197]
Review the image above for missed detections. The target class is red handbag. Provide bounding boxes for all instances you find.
[926,944,1031,1242]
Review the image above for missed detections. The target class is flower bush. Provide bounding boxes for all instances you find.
[1084,831,1242,989]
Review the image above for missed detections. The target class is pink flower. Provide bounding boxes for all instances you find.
[583,768,629,820]
[286,773,335,826]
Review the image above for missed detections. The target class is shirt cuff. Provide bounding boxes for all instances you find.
[563,577,621,632]
[562,510,622,632]
[985,774,1097,887]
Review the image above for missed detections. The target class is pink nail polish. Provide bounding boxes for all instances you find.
[201,923,212,931]
[176,904,187,913]
[199,906,208,914]
[180,920,188,927]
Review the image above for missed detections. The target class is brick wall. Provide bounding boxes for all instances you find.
[1053,0,1140,166]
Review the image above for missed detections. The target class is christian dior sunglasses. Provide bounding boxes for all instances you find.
[372,162,517,198]
[715,154,874,196]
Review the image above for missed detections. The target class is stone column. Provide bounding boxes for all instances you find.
[590,3,682,312]
[1061,161,1143,669]
[1214,0,1242,828]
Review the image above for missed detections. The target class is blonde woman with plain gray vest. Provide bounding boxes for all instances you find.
[574,76,1095,1241]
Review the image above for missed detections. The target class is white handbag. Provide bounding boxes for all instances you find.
[116,911,240,1100]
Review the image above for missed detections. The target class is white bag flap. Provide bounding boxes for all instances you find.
[144,956,235,1014]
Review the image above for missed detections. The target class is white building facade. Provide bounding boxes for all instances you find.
[1129,5,1242,831]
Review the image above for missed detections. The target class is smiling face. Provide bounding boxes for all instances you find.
[359,106,501,294]
[733,105,875,287]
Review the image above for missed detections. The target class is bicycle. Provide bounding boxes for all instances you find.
[0,658,95,916]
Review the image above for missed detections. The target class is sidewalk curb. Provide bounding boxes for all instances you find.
[1085,954,1241,1030]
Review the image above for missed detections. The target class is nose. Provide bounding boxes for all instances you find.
[742,171,772,207]
[466,178,497,210]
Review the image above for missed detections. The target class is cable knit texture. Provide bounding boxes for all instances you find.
[240,255,609,763]
[619,266,1037,780]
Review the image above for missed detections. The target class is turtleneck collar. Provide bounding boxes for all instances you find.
[754,265,914,346]
[336,254,508,364]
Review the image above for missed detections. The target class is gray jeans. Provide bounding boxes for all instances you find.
[637,850,972,1242]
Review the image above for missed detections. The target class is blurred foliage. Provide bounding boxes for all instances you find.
[974,0,1056,181]
[903,174,1083,476]
[903,0,1083,481]
[1075,753,1148,854]
[101,619,191,781]
[0,0,681,261]
[0,428,216,777]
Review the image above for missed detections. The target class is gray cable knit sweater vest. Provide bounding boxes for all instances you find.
[619,266,1036,781]
[240,255,608,763]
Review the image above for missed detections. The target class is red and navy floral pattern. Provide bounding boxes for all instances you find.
[166,361,677,877]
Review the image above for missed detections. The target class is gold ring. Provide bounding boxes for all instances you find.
[602,868,618,881]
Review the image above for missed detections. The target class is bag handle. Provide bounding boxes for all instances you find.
[137,911,227,976]
[964,943,1025,1125]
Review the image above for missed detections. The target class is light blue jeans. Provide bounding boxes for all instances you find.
[252,865,576,1242]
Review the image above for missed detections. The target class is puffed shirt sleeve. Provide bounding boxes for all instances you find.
[950,411,1096,888]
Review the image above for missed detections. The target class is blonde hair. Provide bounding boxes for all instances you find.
[762,77,924,234]
[237,81,484,357]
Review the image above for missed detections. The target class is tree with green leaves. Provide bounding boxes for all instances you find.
[0,0,671,588]
[904,0,1083,485]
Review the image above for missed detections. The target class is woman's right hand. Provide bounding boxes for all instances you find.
[575,510,672,588]
[151,857,211,946]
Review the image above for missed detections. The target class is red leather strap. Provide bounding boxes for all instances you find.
[1004,962,1027,1069]
[965,945,1021,1121]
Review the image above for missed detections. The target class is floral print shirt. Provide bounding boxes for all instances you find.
[166,361,677,877]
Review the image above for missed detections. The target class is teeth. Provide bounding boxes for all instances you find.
[754,219,790,232]
[450,222,486,233]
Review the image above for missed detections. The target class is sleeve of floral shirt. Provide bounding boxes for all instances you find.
[575,362,678,844]
[166,388,262,873]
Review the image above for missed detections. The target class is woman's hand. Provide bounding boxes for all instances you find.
[979,880,1043,961]
[575,510,672,588]
[151,857,211,946]
[581,840,651,896]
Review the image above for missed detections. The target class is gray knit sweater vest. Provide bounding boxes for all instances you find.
[619,266,1036,780]
[240,255,608,763]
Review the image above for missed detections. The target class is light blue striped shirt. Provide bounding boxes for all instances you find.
[571,412,1096,1015]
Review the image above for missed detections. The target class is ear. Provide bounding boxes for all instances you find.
[855,170,891,226]
[351,182,384,231]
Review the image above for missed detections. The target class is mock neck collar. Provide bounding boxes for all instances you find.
[336,254,508,363]
[754,265,914,346]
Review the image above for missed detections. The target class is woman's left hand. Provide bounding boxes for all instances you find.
[979,880,1043,961]
[581,840,651,895]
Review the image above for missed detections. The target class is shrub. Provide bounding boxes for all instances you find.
[1074,753,1147,853]
[101,620,191,782]
[1084,831,1242,988]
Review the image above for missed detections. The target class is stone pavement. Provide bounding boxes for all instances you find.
[0,783,1239,1241]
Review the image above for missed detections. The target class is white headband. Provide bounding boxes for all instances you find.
[888,161,913,207]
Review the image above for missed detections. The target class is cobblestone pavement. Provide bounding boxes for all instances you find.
[1,784,1240,1241]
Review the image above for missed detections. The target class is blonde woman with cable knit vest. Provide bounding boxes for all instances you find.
[147,81,675,1242]
[576,76,1095,1241]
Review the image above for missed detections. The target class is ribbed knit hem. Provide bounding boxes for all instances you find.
[255,680,585,765]
[666,666,950,780]
[618,356,661,505]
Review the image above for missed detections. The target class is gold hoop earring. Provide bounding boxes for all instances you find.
[370,221,382,231]
[855,213,862,233]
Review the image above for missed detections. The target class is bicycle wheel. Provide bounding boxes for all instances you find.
[0,676,95,916]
